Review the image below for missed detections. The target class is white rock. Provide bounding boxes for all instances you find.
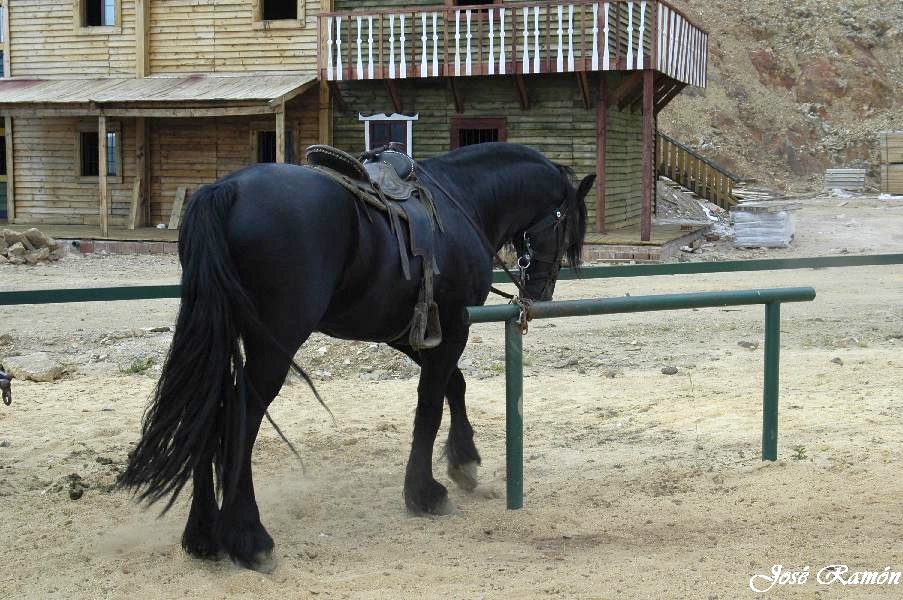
[3,352,65,382]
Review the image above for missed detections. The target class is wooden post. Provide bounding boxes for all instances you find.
[136,0,149,77]
[4,116,14,223]
[98,115,109,236]
[130,116,148,229]
[641,70,654,242]
[276,107,286,163]
[318,81,332,145]
[595,75,608,233]
[2,0,11,78]
[168,187,187,230]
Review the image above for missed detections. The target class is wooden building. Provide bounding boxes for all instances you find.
[0,0,325,233]
[320,0,709,240]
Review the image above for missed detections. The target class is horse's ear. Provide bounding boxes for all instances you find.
[576,174,596,200]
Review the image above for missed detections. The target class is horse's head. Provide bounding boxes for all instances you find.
[513,169,595,301]
[0,365,11,407]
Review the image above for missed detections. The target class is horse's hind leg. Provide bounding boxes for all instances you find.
[182,452,220,559]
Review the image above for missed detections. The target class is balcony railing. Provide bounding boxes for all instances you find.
[319,1,707,87]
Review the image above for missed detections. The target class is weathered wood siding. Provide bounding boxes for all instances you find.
[9,0,138,77]
[332,73,645,230]
[149,96,319,223]
[11,117,137,225]
[148,0,321,74]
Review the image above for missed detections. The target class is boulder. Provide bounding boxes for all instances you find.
[6,243,26,265]
[2,229,24,247]
[23,228,53,249]
[24,247,51,264]
[3,352,65,382]
[0,255,7,265]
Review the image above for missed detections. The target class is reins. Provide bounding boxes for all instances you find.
[416,165,532,300]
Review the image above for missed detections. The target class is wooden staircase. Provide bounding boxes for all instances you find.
[656,131,741,209]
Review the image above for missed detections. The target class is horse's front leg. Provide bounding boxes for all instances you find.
[444,368,481,492]
[404,341,465,515]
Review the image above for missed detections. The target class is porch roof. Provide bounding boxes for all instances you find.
[0,73,318,117]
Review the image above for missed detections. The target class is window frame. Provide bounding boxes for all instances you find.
[450,116,507,149]
[359,113,419,155]
[75,121,123,184]
[74,0,121,35]
[252,0,306,30]
[249,121,299,164]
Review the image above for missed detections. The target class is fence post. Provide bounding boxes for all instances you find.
[505,318,524,509]
[762,302,781,461]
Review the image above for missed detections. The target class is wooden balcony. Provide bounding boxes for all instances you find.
[319,1,707,88]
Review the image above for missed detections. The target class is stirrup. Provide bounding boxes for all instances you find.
[409,301,443,351]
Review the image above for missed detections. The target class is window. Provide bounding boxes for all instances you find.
[369,122,407,153]
[78,127,121,179]
[254,130,295,164]
[0,135,6,177]
[254,0,304,28]
[450,117,507,149]
[82,0,116,27]
[263,0,296,20]
[359,113,419,155]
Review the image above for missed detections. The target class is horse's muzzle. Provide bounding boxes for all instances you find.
[0,372,11,406]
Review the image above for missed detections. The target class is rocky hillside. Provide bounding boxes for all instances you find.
[659,0,903,191]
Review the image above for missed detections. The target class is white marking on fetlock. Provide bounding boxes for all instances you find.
[447,461,479,492]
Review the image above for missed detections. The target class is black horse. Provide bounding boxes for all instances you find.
[119,142,594,571]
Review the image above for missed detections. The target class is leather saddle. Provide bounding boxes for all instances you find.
[306,144,417,201]
[304,144,443,351]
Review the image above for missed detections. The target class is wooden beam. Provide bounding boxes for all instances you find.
[4,117,14,223]
[513,74,529,110]
[169,187,187,230]
[101,105,277,118]
[136,0,149,77]
[384,80,402,114]
[318,81,332,145]
[2,1,11,78]
[130,116,148,229]
[276,107,286,163]
[327,81,347,113]
[449,78,464,114]
[128,178,142,231]
[656,82,687,113]
[98,115,109,236]
[641,70,655,242]
[595,76,608,233]
[610,72,644,111]
[577,72,591,111]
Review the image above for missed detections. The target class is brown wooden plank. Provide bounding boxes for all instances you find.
[168,186,187,230]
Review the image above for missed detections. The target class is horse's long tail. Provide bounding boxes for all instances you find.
[118,181,255,512]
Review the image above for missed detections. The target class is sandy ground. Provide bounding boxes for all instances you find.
[1,195,902,599]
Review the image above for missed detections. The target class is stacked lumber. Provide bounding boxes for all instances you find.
[824,169,867,191]
[879,132,903,195]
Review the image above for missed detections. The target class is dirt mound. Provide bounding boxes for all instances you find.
[660,0,903,191]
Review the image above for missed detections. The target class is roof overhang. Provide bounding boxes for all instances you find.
[0,73,318,118]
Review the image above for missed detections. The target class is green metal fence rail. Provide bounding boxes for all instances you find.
[466,287,817,510]
[1,254,898,306]
[494,253,903,284]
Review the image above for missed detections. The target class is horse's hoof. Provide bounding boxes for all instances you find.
[246,550,276,574]
[447,461,479,492]
[182,521,220,561]
[218,519,276,573]
[405,479,455,516]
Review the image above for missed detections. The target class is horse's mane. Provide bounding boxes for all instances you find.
[423,143,588,269]
[554,163,589,270]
